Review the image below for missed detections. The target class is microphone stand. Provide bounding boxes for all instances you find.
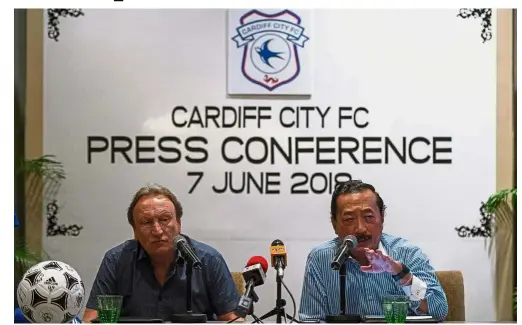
[247,289,264,323]
[229,286,264,324]
[171,260,208,323]
[325,260,361,323]
[258,272,299,323]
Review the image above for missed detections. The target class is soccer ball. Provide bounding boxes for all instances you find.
[17,260,85,323]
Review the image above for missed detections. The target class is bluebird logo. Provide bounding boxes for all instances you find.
[231,9,309,91]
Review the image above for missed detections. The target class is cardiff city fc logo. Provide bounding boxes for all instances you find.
[231,9,309,91]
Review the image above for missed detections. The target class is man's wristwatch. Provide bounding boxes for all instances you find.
[392,263,410,281]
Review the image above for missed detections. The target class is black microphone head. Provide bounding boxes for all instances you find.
[343,235,358,248]
[331,236,358,270]
[174,234,186,247]
[174,234,202,268]
[271,239,284,246]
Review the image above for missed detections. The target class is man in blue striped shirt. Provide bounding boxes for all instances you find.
[299,180,448,322]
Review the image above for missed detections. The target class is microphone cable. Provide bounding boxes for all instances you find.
[281,278,297,323]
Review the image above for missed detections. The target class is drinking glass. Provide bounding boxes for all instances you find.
[96,295,123,323]
[382,295,408,323]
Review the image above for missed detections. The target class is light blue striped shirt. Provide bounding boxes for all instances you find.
[299,233,448,322]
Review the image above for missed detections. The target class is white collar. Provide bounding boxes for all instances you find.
[379,241,388,255]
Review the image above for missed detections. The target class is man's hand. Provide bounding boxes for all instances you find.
[360,248,403,274]
[82,308,98,323]
[216,311,244,322]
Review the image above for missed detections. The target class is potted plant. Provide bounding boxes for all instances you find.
[483,188,517,319]
[15,155,65,298]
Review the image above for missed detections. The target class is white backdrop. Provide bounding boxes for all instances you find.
[43,9,497,321]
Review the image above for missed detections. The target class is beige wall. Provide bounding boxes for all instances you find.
[497,10,515,192]
[495,9,515,322]
[22,8,516,320]
[25,9,44,253]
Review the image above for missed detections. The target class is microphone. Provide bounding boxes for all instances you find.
[236,256,268,318]
[174,235,202,269]
[270,239,287,278]
[331,235,358,270]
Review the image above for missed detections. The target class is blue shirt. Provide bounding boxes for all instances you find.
[299,233,448,322]
[86,235,240,321]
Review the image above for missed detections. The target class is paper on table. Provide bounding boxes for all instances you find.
[365,315,433,320]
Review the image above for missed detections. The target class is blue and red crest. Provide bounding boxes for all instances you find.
[231,10,309,91]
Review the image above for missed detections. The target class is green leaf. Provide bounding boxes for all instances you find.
[14,237,48,275]
[17,154,66,182]
[484,188,517,214]
[483,188,516,256]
